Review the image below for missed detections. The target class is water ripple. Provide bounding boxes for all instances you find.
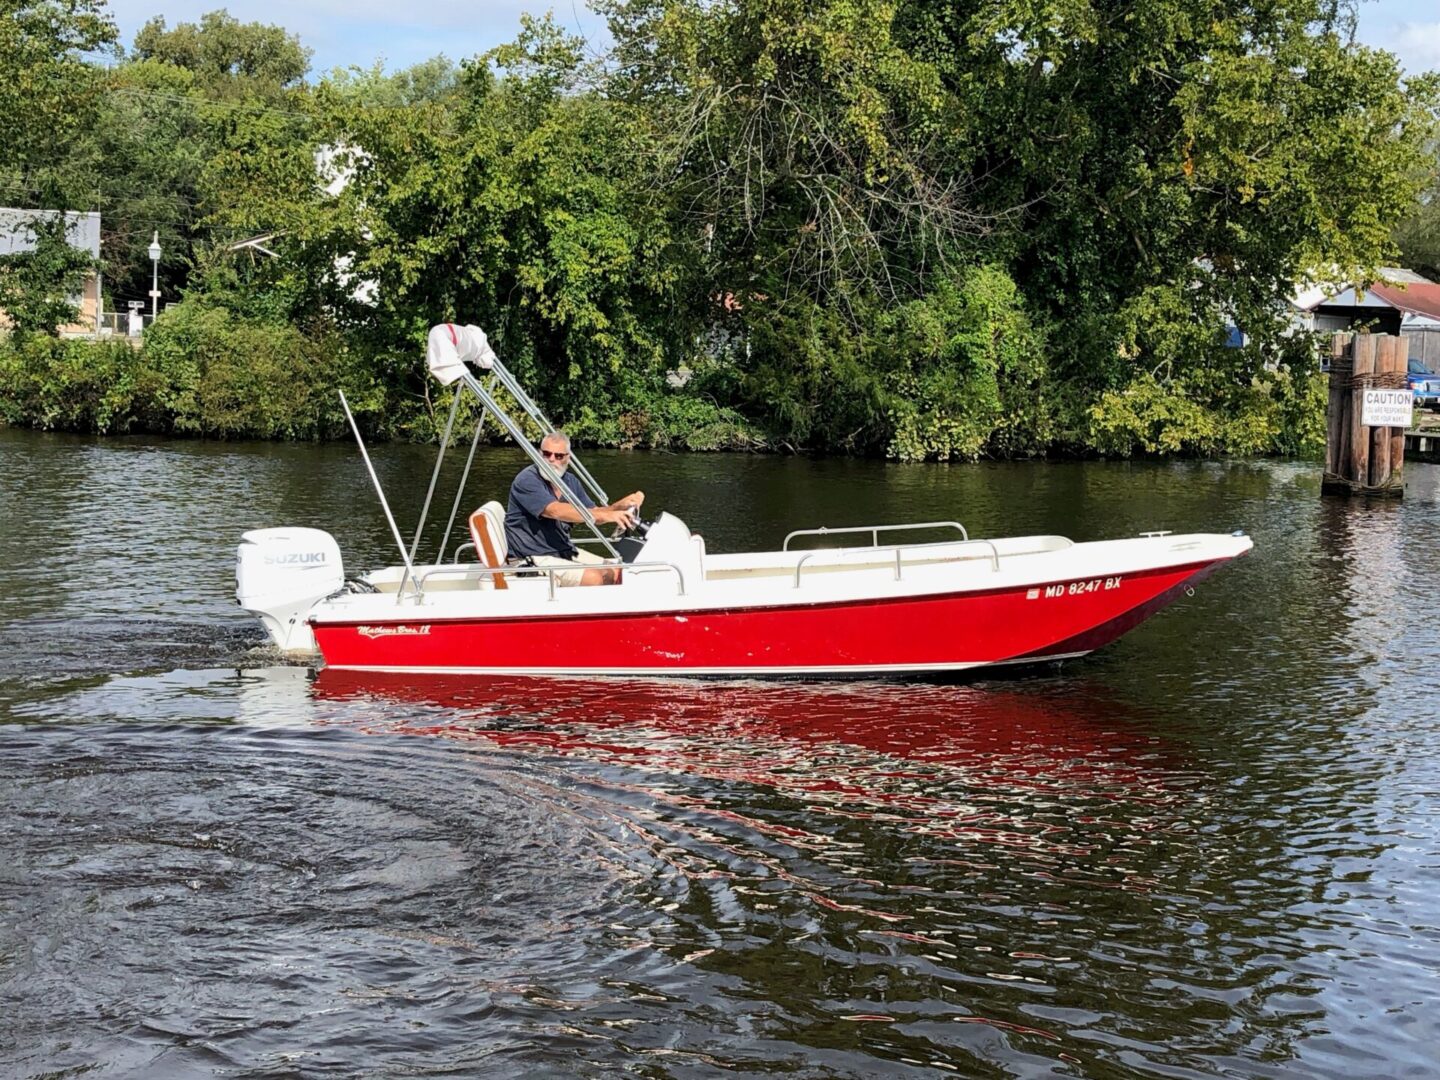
[4,432,1440,1077]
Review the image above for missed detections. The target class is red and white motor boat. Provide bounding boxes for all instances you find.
[236,325,1253,677]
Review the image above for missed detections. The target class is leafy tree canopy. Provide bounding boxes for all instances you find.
[0,0,117,181]
[132,9,311,94]
[4,1,1437,460]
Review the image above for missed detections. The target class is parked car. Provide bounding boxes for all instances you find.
[1408,362,1440,409]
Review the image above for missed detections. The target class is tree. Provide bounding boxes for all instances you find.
[323,56,461,108]
[264,17,688,423]
[51,13,317,305]
[132,10,311,98]
[56,59,213,306]
[1394,142,1440,281]
[892,0,1437,383]
[0,0,117,186]
[0,214,95,337]
[600,0,983,306]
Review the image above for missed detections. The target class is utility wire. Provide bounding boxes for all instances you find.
[107,86,315,122]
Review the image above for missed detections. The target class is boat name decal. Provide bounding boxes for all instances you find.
[1027,577,1123,600]
[356,624,432,639]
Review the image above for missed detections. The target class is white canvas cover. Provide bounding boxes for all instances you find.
[426,323,497,385]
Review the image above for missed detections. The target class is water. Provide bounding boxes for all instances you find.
[2,428,1439,1078]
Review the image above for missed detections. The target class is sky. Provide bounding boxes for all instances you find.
[103,0,1440,79]
[106,0,610,75]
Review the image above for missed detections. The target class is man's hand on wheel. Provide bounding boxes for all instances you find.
[600,505,638,530]
[607,492,644,531]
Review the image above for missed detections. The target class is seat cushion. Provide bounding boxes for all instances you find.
[469,500,508,566]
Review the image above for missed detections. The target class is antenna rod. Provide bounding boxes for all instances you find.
[338,390,420,603]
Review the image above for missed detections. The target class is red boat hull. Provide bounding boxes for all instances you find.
[312,558,1226,676]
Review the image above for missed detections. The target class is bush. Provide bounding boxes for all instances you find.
[141,301,383,439]
[1087,367,1328,458]
[0,335,157,432]
[0,301,389,439]
[880,267,1052,462]
[566,392,767,451]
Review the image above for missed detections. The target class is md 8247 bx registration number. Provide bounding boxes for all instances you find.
[1026,577,1123,600]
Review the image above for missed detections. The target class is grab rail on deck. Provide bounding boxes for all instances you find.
[783,521,969,552]
[793,538,1001,588]
[413,559,687,601]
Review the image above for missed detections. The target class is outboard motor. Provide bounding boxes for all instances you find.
[236,528,344,652]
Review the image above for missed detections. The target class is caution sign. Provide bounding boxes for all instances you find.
[1361,388,1413,427]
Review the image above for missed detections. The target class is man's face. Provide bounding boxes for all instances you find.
[540,438,570,475]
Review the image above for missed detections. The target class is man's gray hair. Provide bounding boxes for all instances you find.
[542,430,571,451]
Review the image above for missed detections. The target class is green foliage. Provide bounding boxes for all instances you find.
[0,0,117,175]
[0,335,154,432]
[139,300,379,438]
[59,58,211,304]
[0,214,95,337]
[1394,127,1440,281]
[0,299,386,439]
[132,11,311,95]
[1088,357,1329,459]
[567,394,767,451]
[602,0,964,302]
[286,17,686,420]
[6,2,1436,460]
[322,57,461,107]
[881,266,1051,461]
[731,265,1049,460]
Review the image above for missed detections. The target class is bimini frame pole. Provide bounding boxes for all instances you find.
[435,376,494,566]
[485,358,609,506]
[407,387,462,571]
[454,367,621,560]
[337,390,419,604]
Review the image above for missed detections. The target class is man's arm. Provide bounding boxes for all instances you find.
[540,481,643,527]
[540,500,632,527]
[607,491,644,512]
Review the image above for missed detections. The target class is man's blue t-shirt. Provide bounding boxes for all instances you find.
[504,464,596,559]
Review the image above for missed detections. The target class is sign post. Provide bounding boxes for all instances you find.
[1360,388,1413,428]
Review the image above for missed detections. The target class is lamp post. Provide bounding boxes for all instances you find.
[147,231,161,320]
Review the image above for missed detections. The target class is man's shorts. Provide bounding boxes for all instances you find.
[527,548,606,587]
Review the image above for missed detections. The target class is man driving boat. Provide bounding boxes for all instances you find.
[503,431,644,586]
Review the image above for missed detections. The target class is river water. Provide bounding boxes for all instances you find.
[2,428,1438,1078]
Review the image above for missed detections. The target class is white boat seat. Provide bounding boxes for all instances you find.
[468,501,508,590]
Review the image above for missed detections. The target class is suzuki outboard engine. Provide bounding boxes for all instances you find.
[236,528,344,652]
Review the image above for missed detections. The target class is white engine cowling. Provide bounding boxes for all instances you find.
[236,527,344,653]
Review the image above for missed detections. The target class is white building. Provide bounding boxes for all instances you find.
[0,208,102,335]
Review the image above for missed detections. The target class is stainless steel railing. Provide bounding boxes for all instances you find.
[793,538,1001,588]
[782,521,969,551]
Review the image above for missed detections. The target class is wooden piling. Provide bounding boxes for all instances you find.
[1325,333,1351,476]
[1370,336,1393,486]
[1390,336,1409,483]
[1349,333,1375,485]
[1321,331,1406,498]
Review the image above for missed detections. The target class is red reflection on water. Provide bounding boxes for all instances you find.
[311,673,1193,917]
[310,671,1178,801]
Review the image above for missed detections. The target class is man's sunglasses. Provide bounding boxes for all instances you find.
[541,449,570,461]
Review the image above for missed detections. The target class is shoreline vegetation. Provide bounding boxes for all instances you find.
[2,2,1436,460]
